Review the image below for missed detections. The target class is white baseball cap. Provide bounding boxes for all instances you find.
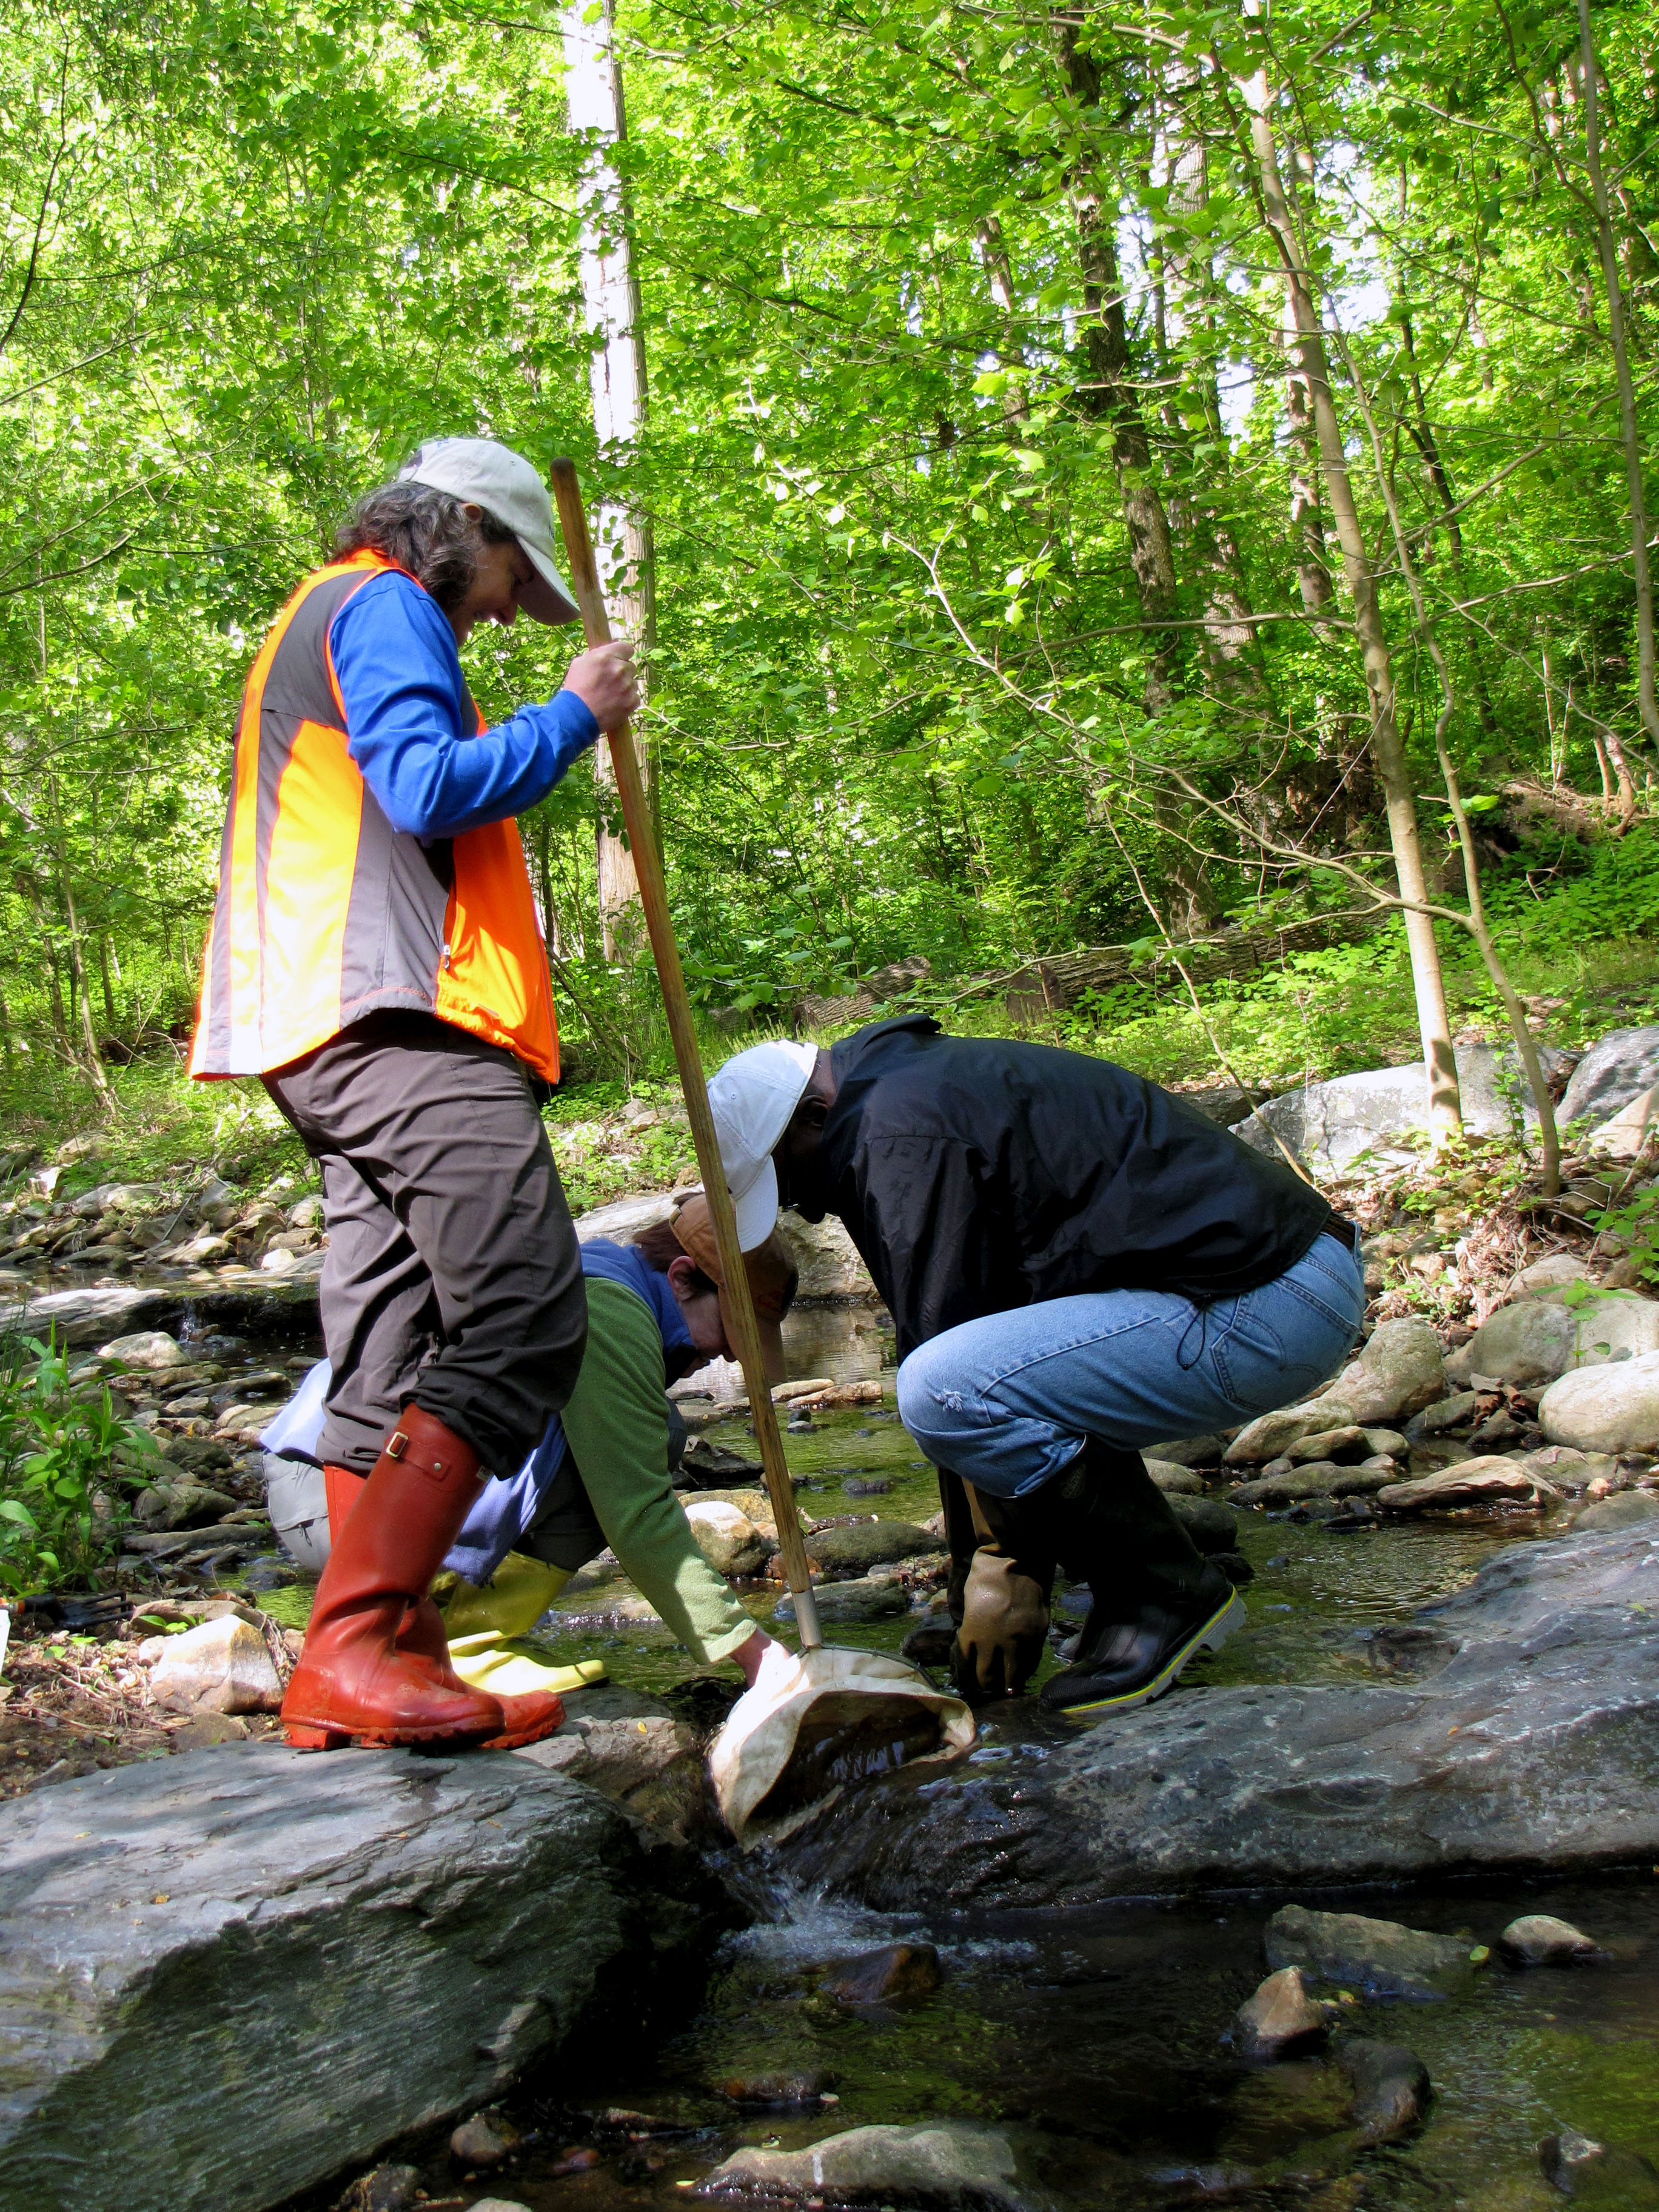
[400,437,580,625]
[707,1040,820,1248]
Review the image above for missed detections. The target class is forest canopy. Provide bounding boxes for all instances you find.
[3,0,1658,1128]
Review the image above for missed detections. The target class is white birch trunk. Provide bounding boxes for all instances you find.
[562,0,656,957]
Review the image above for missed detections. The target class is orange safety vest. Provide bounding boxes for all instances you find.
[190,552,560,1085]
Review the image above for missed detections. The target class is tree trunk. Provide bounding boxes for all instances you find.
[1279,139,1336,626]
[1056,17,1181,713]
[1580,0,1659,773]
[563,0,658,956]
[1236,53,1461,1137]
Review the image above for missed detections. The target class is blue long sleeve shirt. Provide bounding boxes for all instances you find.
[328,568,598,839]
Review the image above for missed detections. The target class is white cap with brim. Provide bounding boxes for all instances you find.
[707,1041,820,1249]
[399,437,580,625]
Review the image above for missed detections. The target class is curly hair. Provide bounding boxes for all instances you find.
[332,477,515,614]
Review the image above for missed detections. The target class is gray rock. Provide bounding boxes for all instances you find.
[701,2122,1050,2212]
[1233,1966,1327,2059]
[1145,1459,1207,1494]
[338,2165,421,2212]
[1229,1461,1395,1509]
[1521,1447,1616,1496]
[95,1329,186,1370]
[1448,1293,1659,1390]
[1541,2129,1659,2202]
[570,1190,677,1241]
[1575,1490,1659,1531]
[806,1520,942,1572]
[1541,1351,1659,1453]
[133,1480,239,1532]
[1341,2039,1430,2143]
[775,1576,908,1624]
[1559,1026,1659,1129]
[1166,1495,1239,1553]
[1264,1906,1467,1999]
[1516,1253,1597,1298]
[775,1527,1659,1909]
[0,1744,723,2212]
[1319,1319,1446,1424]
[1146,1433,1232,1469]
[1225,1401,1356,1466]
[449,2110,520,2165]
[1233,1044,1559,1176]
[684,1500,776,1578]
[822,1942,943,2003]
[1500,1914,1607,1966]
[775,1210,874,1299]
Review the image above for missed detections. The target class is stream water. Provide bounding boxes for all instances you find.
[110,1291,1659,2212]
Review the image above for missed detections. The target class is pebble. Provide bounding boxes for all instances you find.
[821,1942,942,2004]
[843,1477,892,1496]
[449,2111,520,2166]
[1342,2039,1431,2143]
[337,2165,421,2212]
[1540,2129,1659,2200]
[1500,1914,1607,1966]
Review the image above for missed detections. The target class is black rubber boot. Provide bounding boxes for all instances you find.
[1038,1439,1246,1715]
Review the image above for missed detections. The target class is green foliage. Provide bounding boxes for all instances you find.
[1589,1192,1659,1287]
[0,1335,162,1592]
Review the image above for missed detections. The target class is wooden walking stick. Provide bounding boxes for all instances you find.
[549,461,823,1649]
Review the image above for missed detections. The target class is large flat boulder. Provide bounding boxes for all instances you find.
[1558,1027,1659,1128]
[777,1526,1659,1911]
[1232,1045,1561,1177]
[0,1276,320,1348]
[0,1744,724,2212]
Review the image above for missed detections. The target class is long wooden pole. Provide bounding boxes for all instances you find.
[550,460,822,1648]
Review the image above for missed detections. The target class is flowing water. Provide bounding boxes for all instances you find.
[107,1293,1659,2212]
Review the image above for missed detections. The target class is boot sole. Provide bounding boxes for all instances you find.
[1047,1590,1247,1717]
[283,1718,501,1751]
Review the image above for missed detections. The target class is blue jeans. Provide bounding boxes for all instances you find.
[895,1233,1366,1500]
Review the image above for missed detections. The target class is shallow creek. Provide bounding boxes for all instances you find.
[315,1304,1659,2212]
[133,1295,1652,2212]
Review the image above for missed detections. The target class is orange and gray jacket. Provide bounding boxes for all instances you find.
[191,552,567,1083]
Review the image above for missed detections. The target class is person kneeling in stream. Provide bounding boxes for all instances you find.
[707,1020,1365,1717]
[263,1196,798,1717]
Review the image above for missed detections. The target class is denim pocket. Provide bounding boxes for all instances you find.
[1210,1275,1353,1418]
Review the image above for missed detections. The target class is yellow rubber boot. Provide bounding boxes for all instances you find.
[438,1553,608,1700]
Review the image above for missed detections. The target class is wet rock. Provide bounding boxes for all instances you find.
[1499,1914,1608,1966]
[719,2069,837,2109]
[1541,1350,1659,1454]
[1575,1490,1659,1531]
[684,1500,776,1578]
[141,1615,283,1714]
[1340,2040,1430,2143]
[843,1476,892,1496]
[701,2122,1047,2211]
[96,1329,187,1370]
[468,2202,534,2212]
[451,2110,520,2165]
[1377,1457,1562,1514]
[822,1942,943,2003]
[1316,1319,1446,1425]
[1405,1392,1484,1439]
[776,1527,1659,1910]
[1540,2130,1659,2202]
[1146,1459,1207,1494]
[775,1576,908,1624]
[1287,1424,1406,1464]
[338,2163,422,2212]
[1560,1027,1659,1128]
[1229,1462,1395,1509]
[1167,1495,1240,1553]
[1521,1446,1617,1496]
[516,1714,706,1840]
[1227,1404,1356,1466]
[1233,1966,1327,2059]
[805,1520,943,1573]
[0,1743,725,2212]
[1148,1432,1232,1468]
[1264,1907,1468,1999]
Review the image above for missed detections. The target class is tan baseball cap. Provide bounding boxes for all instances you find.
[671,1195,798,1384]
[399,437,580,625]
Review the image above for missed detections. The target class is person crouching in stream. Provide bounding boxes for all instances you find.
[189,438,639,1754]
[263,1197,799,1709]
[707,1019,1366,1717]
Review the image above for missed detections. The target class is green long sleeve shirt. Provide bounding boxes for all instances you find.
[561,1276,757,1664]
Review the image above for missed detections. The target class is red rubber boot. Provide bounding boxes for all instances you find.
[282,1407,508,1750]
[318,1458,565,1752]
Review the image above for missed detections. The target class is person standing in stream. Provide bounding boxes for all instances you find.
[190,437,640,1752]
[706,1019,1364,1715]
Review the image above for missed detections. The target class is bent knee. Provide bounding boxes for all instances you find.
[896,1344,974,1453]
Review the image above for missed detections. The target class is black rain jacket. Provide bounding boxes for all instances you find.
[792,1017,1332,1358]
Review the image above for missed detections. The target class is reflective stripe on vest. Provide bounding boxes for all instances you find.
[189,552,560,1082]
